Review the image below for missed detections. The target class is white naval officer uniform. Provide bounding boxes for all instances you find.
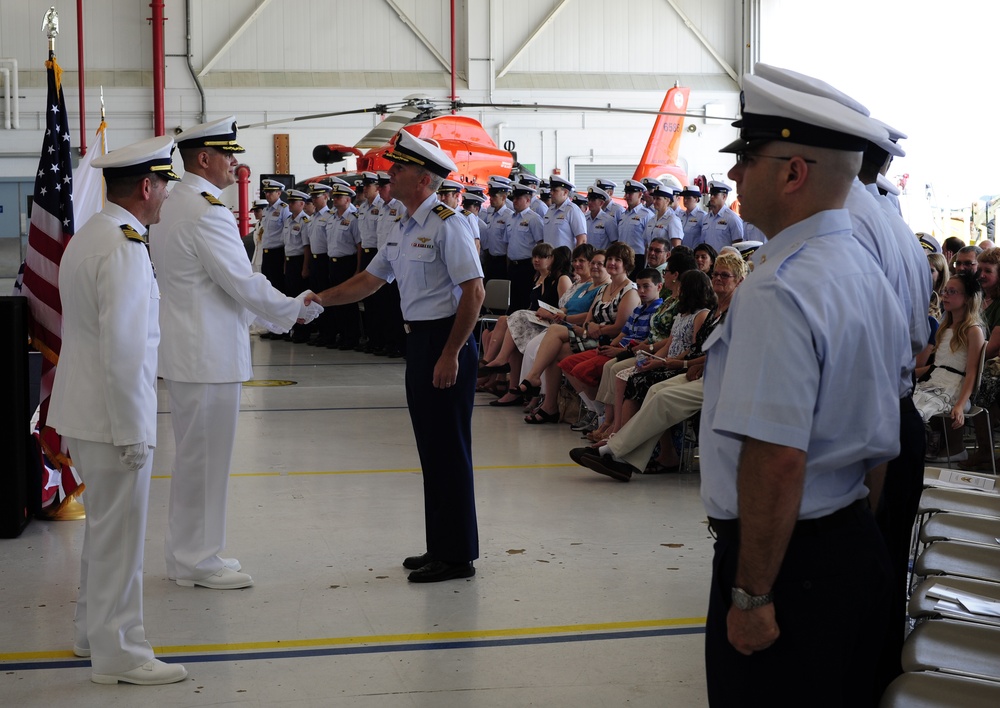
[48,202,160,675]
[150,171,304,583]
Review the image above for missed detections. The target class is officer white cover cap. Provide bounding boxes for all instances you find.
[549,175,575,191]
[463,193,486,204]
[870,118,907,157]
[253,199,268,208]
[720,73,890,154]
[93,134,180,181]
[640,177,662,190]
[876,173,900,196]
[679,185,702,198]
[309,182,333,194]
[285,189,310,202]
[175,115,245,153]
[385,130,457,178]
[650,185,675,199]
[623,179,647,193]
[511,183,537,197]
[261,178,285,191]
[874,118,907,142]
[330,183,356,198]
[596,178,618,190]
[708,180,731,194]
[749,64,899,156]
[438,179,464,194]
[516,173,541,186]
[359,171,379,184]
[587,186,610,201]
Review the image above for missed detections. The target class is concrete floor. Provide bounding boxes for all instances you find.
[0,335,711,707]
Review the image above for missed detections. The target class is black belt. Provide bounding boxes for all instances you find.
[330,256,352,262]
[285,254,303,261]
[312,253,326,259]
[509,258,530,265]
[708,499,868,540]
[363,247,377,253]
[403,315,456,334]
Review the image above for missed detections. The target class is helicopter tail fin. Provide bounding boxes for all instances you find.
[633,86,690,183]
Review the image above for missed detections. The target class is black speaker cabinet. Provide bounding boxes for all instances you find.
[0,296,37,538]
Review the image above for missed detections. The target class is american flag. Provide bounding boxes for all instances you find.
[21,55,82,509]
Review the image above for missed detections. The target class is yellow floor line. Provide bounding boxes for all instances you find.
[1,616,706,661]
[151,462,577,480]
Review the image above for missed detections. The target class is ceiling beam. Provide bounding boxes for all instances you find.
[199,0,275,78]
[661,0,739,83]
[383,0,452,75]
[496,0,572,81]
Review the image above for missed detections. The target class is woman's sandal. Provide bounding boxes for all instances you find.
[489,393,523,407]
[524,409,559,425]
[517,379,542,399]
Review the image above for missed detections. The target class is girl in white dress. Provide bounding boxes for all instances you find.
[914,272,985,459]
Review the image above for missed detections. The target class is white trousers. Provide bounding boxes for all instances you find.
[164,381,241,580]
[68,437,155,674]
[607,376,704,471]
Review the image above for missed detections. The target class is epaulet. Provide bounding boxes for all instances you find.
[278,201,288,208]
[201,192,226,207]
[432,203,456,221]
[463,209,473,217]
[120,224,147,244]
[352,212,361,219]
[302,216,310,223]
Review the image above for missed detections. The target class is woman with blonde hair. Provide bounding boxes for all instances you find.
[914,271,986,461]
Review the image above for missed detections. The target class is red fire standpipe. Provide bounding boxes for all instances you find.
[450,0,456,114]
[77,0,87,154]
[150,0,166,136]
[236,164,251,237]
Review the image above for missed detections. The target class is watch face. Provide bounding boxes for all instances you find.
[732,587,772,610]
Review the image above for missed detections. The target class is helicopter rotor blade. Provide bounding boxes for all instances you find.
[238,105,397,131]
[455,100,736,122]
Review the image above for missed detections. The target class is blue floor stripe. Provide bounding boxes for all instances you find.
[2,625,705,672]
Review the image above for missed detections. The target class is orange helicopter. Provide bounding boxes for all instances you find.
[241,86,700,192]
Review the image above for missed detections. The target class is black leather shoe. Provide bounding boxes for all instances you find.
[402,552,435,570]
[569,446,600,466]
[407,560,475,583]
[580,452,634,482]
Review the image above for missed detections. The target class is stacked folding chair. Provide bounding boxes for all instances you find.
[884,469,1000,706]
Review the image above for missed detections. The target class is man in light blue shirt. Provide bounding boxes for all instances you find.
[309,131,484,585]
[700,181,744,251]
[679,185,708,248]
[617,179,653,275]
[584,186,619,249]
[505,184,545,311]
[699,72,906,705]
[542,175,587,250]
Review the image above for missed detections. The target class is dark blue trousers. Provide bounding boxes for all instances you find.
[404,320,479,562]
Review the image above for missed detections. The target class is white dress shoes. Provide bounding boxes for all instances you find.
[168,557,241,581]
[73,644,91,658]
[91,659,188,685]
[175,567,254,589]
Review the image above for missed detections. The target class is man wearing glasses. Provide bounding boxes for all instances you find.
[953,245,982,274]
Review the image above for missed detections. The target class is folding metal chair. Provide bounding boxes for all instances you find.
[914,540,1000,584]
[880,671,1000,707]
[902,619,1000,683]
[909,576,1000,629]
[476,278,510,341]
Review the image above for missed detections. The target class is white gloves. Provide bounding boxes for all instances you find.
[118,441,151,472]
[295,290,324,324]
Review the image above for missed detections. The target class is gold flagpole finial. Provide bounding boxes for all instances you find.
[42,7,59,53]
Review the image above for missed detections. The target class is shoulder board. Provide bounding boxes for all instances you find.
[302,216,310,223]
[201,192,226,207]
[120,224,148,244]
[432,203,456,221]
[463,210,473,217]
[279,201,288,207]
[352,212,360,219]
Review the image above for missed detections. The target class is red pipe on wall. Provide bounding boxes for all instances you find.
[77,0,87,154]
[236,164,251,237]
[450,0,456,114]
[150,0,165,136]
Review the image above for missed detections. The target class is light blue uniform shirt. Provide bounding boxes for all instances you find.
[529,197,548,218]
[505,208,545,260]
[367,193,485,321]
[306,206,331,254]
[606,201,625,222]
[700,205,744,251]
[699,209,907,521]
[282,212,309,256]
[542,200,587,250]
[845,178,923,396]
[586,209,619,250]
[644,211,683,247]
[617,205,653,254]
[376,199,406,249]
[482,204,514,256]
[261,201,290,248]
[681,207,708,248]
[358,196,382,248]
[325,208,361,258]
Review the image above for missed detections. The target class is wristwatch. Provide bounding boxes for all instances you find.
[731,587,773,610]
